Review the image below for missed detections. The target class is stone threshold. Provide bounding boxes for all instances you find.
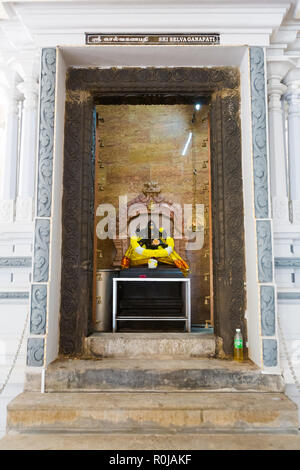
[84,332,216,359]
[24,357,284,393]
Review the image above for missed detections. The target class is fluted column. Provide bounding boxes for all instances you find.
[284,68,300,224]
[16,76,39,221]
[0,83,20,222]
[267,61,291,223]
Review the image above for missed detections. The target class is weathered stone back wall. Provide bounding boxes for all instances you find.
[95,104,211,324]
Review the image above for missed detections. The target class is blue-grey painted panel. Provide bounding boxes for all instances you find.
[278,292,300,300]
[33,219,50,282]
[275,257,300,268]
[262,339,278,367]
[0,257,32,268]
[27,338,44,367]
[36,48,56,218]
[250,47,269,219]
[256,220,273,283]
[0,292,29,299]
[30,284,47,335]
[260,285,275,336]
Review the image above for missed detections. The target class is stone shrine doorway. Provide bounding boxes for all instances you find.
[59,66,245,356]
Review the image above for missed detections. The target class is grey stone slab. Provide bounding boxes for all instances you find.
[43,358,284,392]
[84,333,216,358]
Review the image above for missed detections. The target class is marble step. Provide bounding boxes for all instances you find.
[84,332,216,358]
[26,358,284,393]
[6,391,298,435]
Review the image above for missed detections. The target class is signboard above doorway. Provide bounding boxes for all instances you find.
[85,33,220,45]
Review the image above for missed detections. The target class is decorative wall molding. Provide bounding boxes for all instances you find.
[275,257,300,268]
[33,218,50,283]
[250,47,269,219]
[27,338,44,367]
[36,48,56,218]
[30,284,47,335]
[0,257,32,268]
[0,292,29,299]
[278,291,300,300]
[250,47,278,370]
[256,220,273,283]
[262,338,278,367]
[260,285,275,336]
[8,1,290,48]
[28,47,56,367]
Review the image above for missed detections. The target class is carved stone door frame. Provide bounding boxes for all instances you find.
[59,67,245,356]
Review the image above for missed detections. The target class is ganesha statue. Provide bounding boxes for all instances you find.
[121,220,189,276]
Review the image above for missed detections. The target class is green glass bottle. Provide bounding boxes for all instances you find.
[234,328,243,361]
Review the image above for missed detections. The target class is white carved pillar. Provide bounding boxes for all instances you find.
[267,61,291,223]
[16,76,39,221]
[0,81,20,222]
[284,69,300,224]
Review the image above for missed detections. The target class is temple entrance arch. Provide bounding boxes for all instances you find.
[59,65,245,356]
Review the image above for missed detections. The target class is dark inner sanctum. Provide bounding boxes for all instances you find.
[93,101,212,331]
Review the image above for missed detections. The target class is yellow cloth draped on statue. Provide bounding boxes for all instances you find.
[121,230,189,276]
